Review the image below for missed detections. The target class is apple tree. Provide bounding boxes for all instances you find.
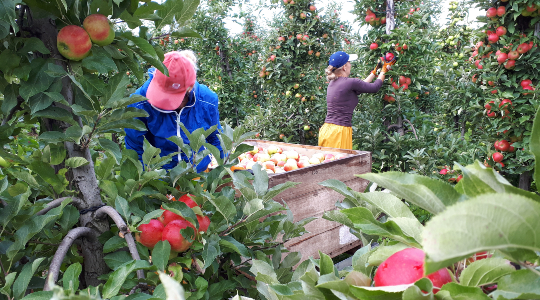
[0,1,313,299]
[466,0,540,191]
[241,0,349,145]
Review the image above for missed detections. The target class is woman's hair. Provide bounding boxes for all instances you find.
[178,50,199,72]
[325,65,345,81]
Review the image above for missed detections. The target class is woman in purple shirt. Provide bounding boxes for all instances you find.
[318,51,394,149]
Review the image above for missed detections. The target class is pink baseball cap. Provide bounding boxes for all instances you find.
[146,51,197,110]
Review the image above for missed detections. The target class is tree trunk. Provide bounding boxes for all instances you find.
[31,16,110,288]
[386,0,395,34]
[519,171,532,191]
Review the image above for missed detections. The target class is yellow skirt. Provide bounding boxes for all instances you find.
[318,123,353,150]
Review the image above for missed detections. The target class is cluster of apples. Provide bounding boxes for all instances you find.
[235,145,347,174]
[364,9,386,26]
[57,14,115,61]
[136,195,210,253]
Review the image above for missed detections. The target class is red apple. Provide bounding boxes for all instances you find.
[374,248,452,294]
[370,43,378,50]
[486,7,497,18]
[492,152,504,162]
[57,25,92,61]
[136,219,164,249]
[497,53,508,64]
[497,140,510,152]
[83,14,115,46]
[440,169,448,175]
[508,51,519,60]
[499,99,512,109]
[521,79,532,87]
[504,59,515,69]
[488,34,499,44]
[197,215,210,233]
[385,52,395,61]
[517,43,530,54]
[162,220,196,252]
[496,26,507,36]
[496,6,506,17]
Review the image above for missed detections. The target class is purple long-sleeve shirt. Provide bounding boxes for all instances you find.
[325,77,383,127]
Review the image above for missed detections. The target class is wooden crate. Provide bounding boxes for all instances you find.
[241,140,372,262]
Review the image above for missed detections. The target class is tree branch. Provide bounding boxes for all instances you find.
[36,197,84,216]
[44,227,97,291]
[402,119,418,140]
[95,206,145,280]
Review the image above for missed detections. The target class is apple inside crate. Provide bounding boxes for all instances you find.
[237,139,372,263]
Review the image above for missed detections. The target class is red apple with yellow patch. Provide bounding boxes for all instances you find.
[83,14,115,46]
[57,25,92,61]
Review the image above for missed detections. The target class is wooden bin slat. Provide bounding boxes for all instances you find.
[240,140,372,262]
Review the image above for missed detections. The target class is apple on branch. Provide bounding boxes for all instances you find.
[57,25,92,61]
[83,14,115,46]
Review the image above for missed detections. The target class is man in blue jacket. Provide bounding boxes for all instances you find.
[124,51,223,173]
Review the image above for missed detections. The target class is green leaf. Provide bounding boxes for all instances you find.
[62,262,82,291]
[0,0,20,38]
[140,210,164,226]
[220,236,250,257]
[318,252,335,276]
[16,37,50,55]
[0,188,30,227]
[104,95,146,110]
[29,92,64,115]
[162,202,198,230]
[367,243,409,267]
[19,291,53,300]
[33,107,77,126]
[171,27,202,38]
[490,269,540,299]
[0,272,17,298]
[152,241,171,271]
[531,105,540,189]
[121,32,166,75]
[19,58,55,100]
[12,257,46,300]
[349,284,406,299]
[102,260,154,298]
[0,49,20,74]
[251,164,268,197]
[342,207,422,248]
[361,192,416,219]
[10,171,39,189]
[103,235,127,253]
[263,181,301,202]
[458,162,540,202]
[104,251,133,271]
[459,257,516,287]
[158,271,186,300]
[202,193,236,222]
[57,205,79,232]
[82,49,117,74]
[98,138,123,164]
[436,283,490,299]
[423,194,540,274]
[1,84,18,115]
[202,234,220,269]
[250,260,279,284]
[65,157,89,168]
[115,196,131,221]
[102,73,131,108]
[358,172,463,214]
